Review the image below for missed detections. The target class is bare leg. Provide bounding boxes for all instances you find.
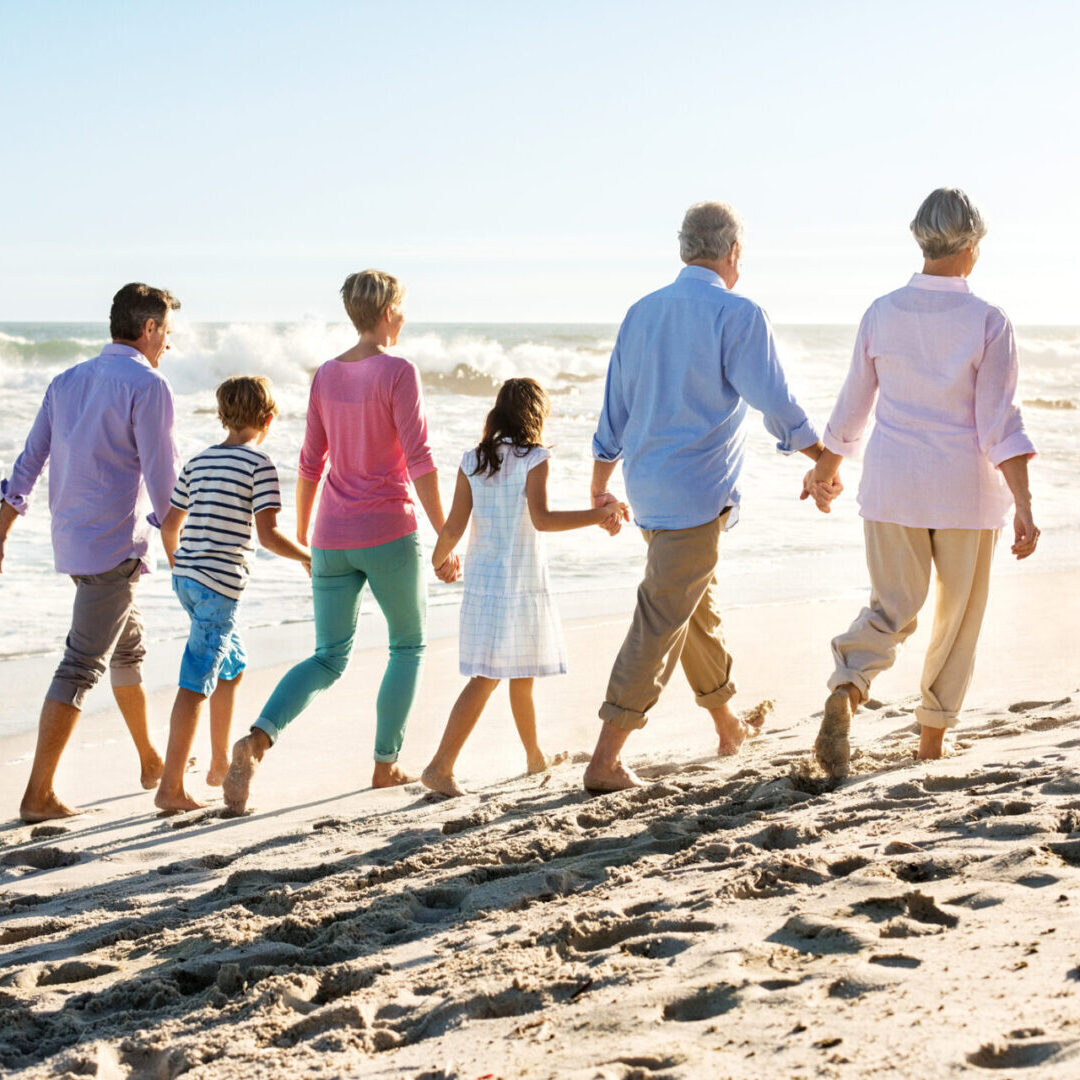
[112,684,164,790]
[711,698,770,756]
[154,688,209,812]
[207,673,242,786]
[815,683,859,779]
[583,720,641,793]
[422,677,499,796]
[917,725,946,760]
[508,678,567,774]
[19,699,82,822]
[223,727,271,814]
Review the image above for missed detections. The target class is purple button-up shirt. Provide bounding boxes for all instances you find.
[1,344,179,575]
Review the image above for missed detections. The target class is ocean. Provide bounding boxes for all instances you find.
[1,320,1077,734]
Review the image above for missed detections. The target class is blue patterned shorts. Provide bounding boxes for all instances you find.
[173,576,246,696]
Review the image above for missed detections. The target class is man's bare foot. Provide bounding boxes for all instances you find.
[421,764,468,797]
[154,788,206,813]
[19,793,81,824]
[372,762,418,788]
[917,725,946,761]
[140,752,164,790]
[223,734,265,814]
[583,758,642,794]
[527,750,568,775]
[206,757,229,787]
[815,687,855,779]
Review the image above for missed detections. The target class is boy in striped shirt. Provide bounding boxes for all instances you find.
[155,376,311,812]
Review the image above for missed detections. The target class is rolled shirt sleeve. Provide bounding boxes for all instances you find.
[592,332,627,462]
[823,308,878,458]
[2,384,54,514]
[976,308,1036,467]
[391,362,437,481]
[133,376,180,528]
[723,305,819,454]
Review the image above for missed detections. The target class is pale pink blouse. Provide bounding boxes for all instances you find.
[824,274,1035,529]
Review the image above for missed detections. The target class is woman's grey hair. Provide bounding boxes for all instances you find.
[910,188,987,259]
[678,201,744,263]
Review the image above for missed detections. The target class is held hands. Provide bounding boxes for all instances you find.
[800,467,844,513]
[1011,505,1040,560]
[593,492,630,536]
[434,552,462,583]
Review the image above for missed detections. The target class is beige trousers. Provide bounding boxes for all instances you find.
[828,521,998,730]
[600,511,736,731]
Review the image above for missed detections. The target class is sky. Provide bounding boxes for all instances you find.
[0,0,1077,325]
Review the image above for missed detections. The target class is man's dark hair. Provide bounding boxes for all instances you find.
[110,283,181,341]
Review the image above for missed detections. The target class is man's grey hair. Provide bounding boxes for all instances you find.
[678,201,744,263]
[910,188,987,259]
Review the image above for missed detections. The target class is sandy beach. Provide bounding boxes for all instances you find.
[1,569,1078,1078]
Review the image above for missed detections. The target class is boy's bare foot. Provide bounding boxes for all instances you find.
[421,765,469,797]
[372,762,418,788]
[154,789,206,813]
[223,734,266,814]
[527,750,568,775]
[19,793,80,824]
[140,752,165,790]
[206,758,229,787]
[583,759,642,794]
[917,725,946,760]
[815,687,855,779]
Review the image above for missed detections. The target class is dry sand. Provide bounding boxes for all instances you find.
[1,569,1078,1079]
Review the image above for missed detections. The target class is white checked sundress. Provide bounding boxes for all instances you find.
[458,443,567,679]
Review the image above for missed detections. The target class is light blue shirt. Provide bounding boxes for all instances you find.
[592,266,818,530]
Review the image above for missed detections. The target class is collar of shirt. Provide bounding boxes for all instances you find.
[677,265,727,287]
[100,342,152,366]
[907,272,971,293]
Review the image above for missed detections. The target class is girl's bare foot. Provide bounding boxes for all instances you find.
[140,752,165,790]
[372,762,418,788]
[154,789,206,813]
[421,765,469,797]
[206,757,229,787]
[19,793,80,824]
[527,750,568,775]
[223,733,267,814]
[917,724,946,760]
[583,758,642,794]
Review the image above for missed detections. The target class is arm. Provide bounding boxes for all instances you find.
[160,506,186,569]
[431,468,472,577]
[998,455,1038,559]
[0,501,17,574]
[589,459,627,535]
[528,459,628,532]
[975,309,1036,467]
[413,469,449,535]
[295,476,318,546]
[255,508,312,574]
[296,374,329,543]
[132,377,180,526]
[0,387,55,568]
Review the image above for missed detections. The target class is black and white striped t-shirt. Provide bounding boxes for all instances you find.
[169,444,282,600]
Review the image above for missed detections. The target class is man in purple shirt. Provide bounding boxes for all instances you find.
[0,283,181,822]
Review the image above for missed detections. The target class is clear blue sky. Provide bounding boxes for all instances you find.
[1,0,1076,323]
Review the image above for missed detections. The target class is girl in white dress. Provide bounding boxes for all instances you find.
[423,378,627,797]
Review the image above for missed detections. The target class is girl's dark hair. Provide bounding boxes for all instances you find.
[472,377,551,477]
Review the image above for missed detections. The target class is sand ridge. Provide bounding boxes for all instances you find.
[1,694,1079,1078]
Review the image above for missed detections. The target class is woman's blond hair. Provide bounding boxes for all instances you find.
[341,269,406,333]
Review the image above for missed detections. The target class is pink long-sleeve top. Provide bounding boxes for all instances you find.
[299,354,437,550]
[824,274,1035,530]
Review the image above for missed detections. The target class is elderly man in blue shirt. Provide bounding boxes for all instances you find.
[585,201,830,793]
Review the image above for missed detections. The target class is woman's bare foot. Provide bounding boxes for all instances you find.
[421,764,469,797]
[223,732,268,814]
[154,788,206,813]
[583,758,642,794]
[205,757,229,787]
[19,793,80,824]
[527,750,568,775]
[712,700,772,756]
[815,686,857,779]
[917,725,946,760]
[372,762,418,788]
[139,751,165,790]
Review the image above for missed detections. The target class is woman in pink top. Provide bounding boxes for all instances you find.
[224,271,459,812]
[804,188,1039,777]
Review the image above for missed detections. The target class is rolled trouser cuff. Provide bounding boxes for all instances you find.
[373,750,400,764]
[695,680,737,709]
[827,668,870,703]
[45,677,88,710]
[109,666,143,688]
[915,705,959,730]
[598,701,648,731]
[251,716,282,747]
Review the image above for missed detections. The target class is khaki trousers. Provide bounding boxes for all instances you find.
[600,511,735,731]
[828,521,997,730]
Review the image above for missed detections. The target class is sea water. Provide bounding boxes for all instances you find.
[1,321,1077,734]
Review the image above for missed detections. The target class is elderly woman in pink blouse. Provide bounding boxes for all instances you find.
[806,188,1038,778]
[224,270,459,813]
